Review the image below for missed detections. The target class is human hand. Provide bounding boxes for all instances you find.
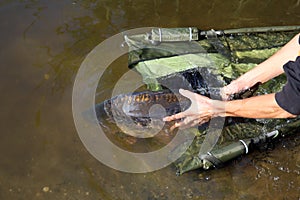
[220,80,243,100]
[163,89,224,129]
[221,80,261,100]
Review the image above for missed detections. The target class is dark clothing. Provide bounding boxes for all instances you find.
[275,35,300,115]
[275,57,300,115]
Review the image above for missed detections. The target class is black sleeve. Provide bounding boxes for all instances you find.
[275,56,300,115]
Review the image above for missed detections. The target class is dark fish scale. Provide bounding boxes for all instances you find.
[97,90,190,122]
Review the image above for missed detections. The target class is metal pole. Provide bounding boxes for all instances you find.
[200,25,300,36]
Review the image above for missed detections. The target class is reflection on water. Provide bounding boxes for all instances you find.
[0,0,299,199]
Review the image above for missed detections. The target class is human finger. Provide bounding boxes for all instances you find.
[163,111,188,122]
[169,122,180,132]
[170,116,198,130]
[180,114,211,128]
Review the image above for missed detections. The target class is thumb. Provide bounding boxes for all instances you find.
[179,89,196,100]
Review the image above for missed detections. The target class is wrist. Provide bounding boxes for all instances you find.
[211,98,243,118]
[210,99,226,117]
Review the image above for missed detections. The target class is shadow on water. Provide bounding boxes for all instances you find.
[0,0,300,199]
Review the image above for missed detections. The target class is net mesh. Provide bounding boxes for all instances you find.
[124,27,300,174]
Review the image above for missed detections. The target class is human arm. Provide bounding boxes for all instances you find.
[164,33,300,128]
[219,93,296,118]
[223,33,300,98]
[163,90,296,129]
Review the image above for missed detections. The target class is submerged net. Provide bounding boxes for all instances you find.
[125,26,300,175]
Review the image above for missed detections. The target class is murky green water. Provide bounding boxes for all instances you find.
[1,0,300,199]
